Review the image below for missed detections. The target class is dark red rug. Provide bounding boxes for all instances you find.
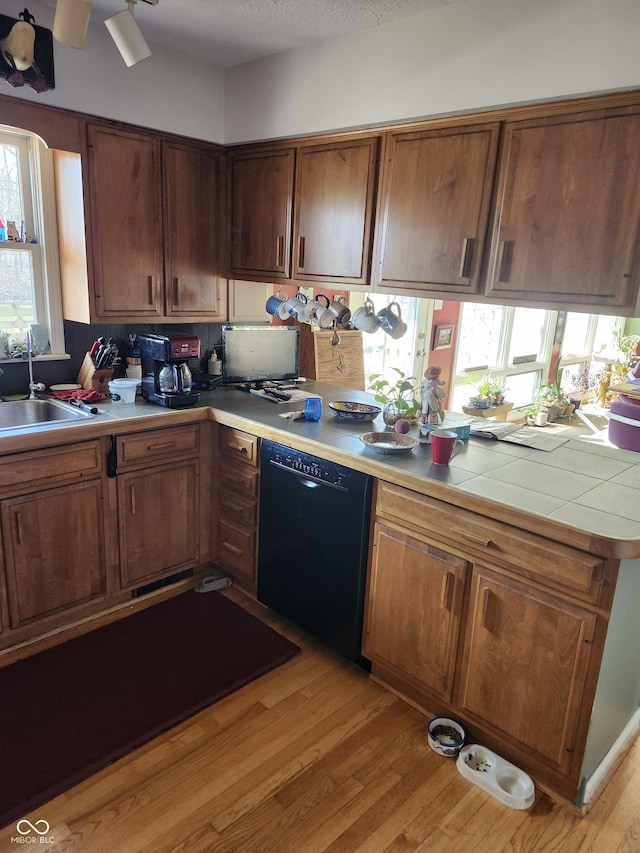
[0,591,299,829]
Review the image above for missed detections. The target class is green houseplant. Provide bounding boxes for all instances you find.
[368,369,420,426]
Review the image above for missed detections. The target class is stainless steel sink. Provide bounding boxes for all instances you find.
[0,399,93,432]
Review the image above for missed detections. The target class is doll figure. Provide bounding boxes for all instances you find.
[421,365,446,425]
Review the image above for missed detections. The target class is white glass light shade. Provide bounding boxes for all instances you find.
[53,0,92,49]
[105,6,151,67]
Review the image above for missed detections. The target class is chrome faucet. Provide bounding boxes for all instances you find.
[26,328,45,399]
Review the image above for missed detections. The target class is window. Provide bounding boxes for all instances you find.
[450,303,554,410]
[0,127,64,359]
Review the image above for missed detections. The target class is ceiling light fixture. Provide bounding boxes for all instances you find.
[105,0,153,67]
[53,0,92,49]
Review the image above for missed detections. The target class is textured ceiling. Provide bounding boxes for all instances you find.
[78,0,461,68]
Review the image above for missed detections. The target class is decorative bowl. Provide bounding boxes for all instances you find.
[329,401,382,422]
[359,432,418,455]
[427,717,466,757]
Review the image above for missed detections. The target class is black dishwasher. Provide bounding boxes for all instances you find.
[257,439,373,668]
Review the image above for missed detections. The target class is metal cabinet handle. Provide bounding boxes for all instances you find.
[221,542,242,556]
[298,236,306,270]
[130,484,137,515]
[276,236,284,268]
[173,277,180,307]
[480,586,491,629]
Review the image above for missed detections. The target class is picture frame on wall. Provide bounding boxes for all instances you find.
[433,323,454,351]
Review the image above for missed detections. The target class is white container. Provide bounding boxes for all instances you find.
[109,377,138,403]
[456,744,535,809]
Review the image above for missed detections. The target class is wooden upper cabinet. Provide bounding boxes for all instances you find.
[163,141,225,319]
[230,147,295,279]
[374,123,499,294]
[85,124,225,323]
[292,137,380,284]
[87,124,164,319]
[486,106,640,312]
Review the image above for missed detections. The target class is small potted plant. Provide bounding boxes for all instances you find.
[368,369,420,426]
[536,367,570,421]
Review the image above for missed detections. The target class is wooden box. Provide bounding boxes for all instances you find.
[298,324,365,391]
[76,352,114,395]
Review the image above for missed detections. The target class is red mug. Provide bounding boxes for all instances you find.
[430,429,464,465]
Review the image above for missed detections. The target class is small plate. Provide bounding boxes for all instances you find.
[50,383,82,391]
[329,401,382,422]
[360,432,418,455]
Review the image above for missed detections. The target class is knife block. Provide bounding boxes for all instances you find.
[76,352,114,395]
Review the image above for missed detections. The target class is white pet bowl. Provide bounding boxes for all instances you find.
[427,717,466,757]
[456,744,535,810]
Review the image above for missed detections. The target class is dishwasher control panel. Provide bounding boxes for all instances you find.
[266,444,352,489]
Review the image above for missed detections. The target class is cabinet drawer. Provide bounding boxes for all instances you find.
[219,490,257,526]
[219,427,259,466]
[0,441,102,493]
[118,425,199,467]
[376,481,605,604]
[218,518,256,578]
[220,459,259,498]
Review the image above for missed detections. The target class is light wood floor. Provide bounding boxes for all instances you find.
[2,587,639,853]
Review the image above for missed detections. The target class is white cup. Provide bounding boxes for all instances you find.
[327,295,351,324]
[283,292,308,320]
[351,300,380,333]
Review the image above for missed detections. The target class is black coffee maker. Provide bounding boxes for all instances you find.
[139,333,200,408]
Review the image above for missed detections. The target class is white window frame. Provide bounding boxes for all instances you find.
[0,126,66,360]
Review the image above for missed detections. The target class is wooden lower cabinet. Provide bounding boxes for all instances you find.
[457,565,596,779]
[1,480,107,628]
[363,524,467,703]
[216,426,259,591]
[365,481,608,801]
[117,460,198,589]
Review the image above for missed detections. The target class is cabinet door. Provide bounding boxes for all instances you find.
[457,565,596,776]
[230,147,295,279]
[486,107,640,311]
[2,481,107,628]
[375,123,499,294]
[118,460,198,589]
[163,141,226,319]
[293,138,379,284]
[363,524,467,702]
[87,125,164,319]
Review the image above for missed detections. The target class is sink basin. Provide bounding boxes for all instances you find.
[0,399,93,432]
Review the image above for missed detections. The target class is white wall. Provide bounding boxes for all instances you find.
[225,0,640,143]
[0,1,225,143]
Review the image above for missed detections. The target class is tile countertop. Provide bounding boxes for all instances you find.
[1,383,639,558]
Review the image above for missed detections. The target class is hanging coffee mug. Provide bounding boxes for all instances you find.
[265,290,288,318]
[282,292,308,320]
[351,298,380,334]
[327,295,351,325]
[377,301,407,339]
[313,294,333,329]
